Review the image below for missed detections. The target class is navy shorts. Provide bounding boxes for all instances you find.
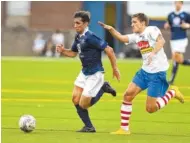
[132,69,169,98]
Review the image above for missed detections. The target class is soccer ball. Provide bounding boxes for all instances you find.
[19,115,36,133]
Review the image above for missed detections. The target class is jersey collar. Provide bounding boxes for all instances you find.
[174,9,183,15]
[79,27,89,37]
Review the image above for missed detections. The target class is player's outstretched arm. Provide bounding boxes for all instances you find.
[56,44,77,57]
[98,21,129,43]
[104,46,120,82]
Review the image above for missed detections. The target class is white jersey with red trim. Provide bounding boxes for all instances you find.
[126,26,169,73]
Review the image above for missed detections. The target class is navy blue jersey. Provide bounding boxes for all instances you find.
[71,31,108,75]
[168,11,190,40]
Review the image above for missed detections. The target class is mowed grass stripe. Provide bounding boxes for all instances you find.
[1,88,126,96]
[2,88,190,98]
[2,98,190,103]
[3,127,190,137]
[21,79,73,84]
[20,78,190,89]
[2,89,71,95]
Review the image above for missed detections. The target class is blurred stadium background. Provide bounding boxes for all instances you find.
[1,1,190,58]
[1,1,190,143]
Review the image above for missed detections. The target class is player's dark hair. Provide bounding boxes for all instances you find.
[132,13,149,26]
[176,1,183,4]
[74,11,90,23]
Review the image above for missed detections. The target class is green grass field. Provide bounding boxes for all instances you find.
[2,57,190,143]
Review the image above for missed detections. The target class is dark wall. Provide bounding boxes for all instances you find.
[30,2,82,30]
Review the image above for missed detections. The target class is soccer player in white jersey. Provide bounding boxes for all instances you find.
[99,13,184,135]
[164,1,190,85]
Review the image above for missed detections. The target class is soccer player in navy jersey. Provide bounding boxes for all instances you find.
[56,11,120,133]
[164,1,190,84]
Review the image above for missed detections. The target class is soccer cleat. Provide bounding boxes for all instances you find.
[76,126,96,133]
[102,82,116,97]
[110,128,131,135]
[170,85,184,103]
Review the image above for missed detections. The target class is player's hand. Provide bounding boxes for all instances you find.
[56,44,65,53]
[98,21,113,31]
[147,52,155,65]
[181,21,190,29]
[164,22,170,29]
[113,67,120,82]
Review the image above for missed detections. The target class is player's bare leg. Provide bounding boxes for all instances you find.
[169,52,190,84]
[173,52,190,66]
[111,82,142,135]
[79,81,117,108]
[168,52,183,85]
[72,86,83,106]
[79,96,92,109]
[173,52,184,64]
[90,82,116,107]
[77,81,116,132]
[146,87,184,114]
[146,96,159,113]
[76,74,117,133]
[72,86,95,133]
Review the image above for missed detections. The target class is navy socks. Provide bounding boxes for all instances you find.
[75,105,93,128]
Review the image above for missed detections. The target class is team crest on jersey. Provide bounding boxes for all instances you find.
[137,40,150,49]
[137,40,152,54]
[173,17,181,26]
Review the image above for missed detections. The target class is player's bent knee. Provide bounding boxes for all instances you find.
[146,107,154,113]
[124,91,136,102]
[124,96,134,102]
[79,102,88,109]
[72,96,80,105]
[146,105,157,113]
[173,53,183,64]
[175,58,183,64]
